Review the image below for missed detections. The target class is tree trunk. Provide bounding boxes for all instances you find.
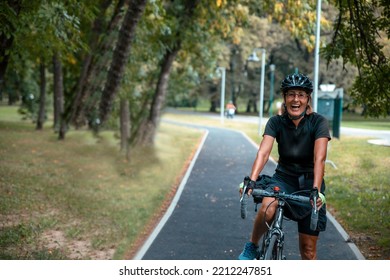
[99,0,147,124]
[53,52,67,140]
[36,61,46,130]
[134,0,201,146]
[209,100,217,112]
[0,36,14,94]
[120,98,130,159]
[69,53,93,128]
[69,0,119,128]
[135,44,181,146]
[53,52,64,131]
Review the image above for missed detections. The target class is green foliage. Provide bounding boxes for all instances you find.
[114,0,250,137]
[6,1,85,62]
[0,1,19,40]
[323,0,390,117]
[167,65,200,108]
[351,66,390,117]
[2,0,389,144]
[3,58,41,119]
[262,0,333,52]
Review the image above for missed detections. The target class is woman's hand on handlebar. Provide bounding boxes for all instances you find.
[239,178,256,197]
[311,187,326,209]
[317,192,326,209]
[315,196,323,209]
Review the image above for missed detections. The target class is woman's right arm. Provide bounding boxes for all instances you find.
[250,135,275,181]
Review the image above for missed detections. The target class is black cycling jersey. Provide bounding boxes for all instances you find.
[264,112,331,176]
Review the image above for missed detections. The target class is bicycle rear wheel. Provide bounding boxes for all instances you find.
[263,234,281,260]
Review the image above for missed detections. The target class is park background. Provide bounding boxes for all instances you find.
[0,0,389,260]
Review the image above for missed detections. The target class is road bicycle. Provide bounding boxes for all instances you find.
[240,182,319,260]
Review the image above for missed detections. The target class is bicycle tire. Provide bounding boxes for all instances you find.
[263,234,280,260]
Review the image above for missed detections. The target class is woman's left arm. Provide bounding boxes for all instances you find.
[313,137,329,190]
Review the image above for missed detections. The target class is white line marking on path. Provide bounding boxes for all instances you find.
[132,129,209,260]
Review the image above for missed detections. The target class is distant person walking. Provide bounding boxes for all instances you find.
[226,101,236,119]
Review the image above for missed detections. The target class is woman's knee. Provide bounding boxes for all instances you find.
[300,245,316,260]
[258,198,277,219]
[299,233,318,260]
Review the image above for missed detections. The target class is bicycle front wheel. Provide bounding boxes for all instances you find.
[263,234,282,260]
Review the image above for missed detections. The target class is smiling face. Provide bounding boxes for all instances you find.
[284,89,310,119]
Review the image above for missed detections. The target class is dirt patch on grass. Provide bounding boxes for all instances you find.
[327,206,389,260]
[349,232,386,260]
[0,211,115,259]
[40,229,115,260]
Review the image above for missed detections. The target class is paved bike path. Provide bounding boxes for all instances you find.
[135,122,363,260]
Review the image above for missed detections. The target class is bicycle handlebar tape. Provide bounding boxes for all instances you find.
[310,187,319,231]
[240,186,248,219]
[310,195,319,231]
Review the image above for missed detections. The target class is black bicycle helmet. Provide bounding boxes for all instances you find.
[280,73,313,93]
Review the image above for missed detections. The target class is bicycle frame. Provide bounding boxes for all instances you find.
[240,186,317,260]
[258,199,286,260]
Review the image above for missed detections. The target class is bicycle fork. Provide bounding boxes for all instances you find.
[259,201,286,260]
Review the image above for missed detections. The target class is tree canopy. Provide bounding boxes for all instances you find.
[323,0,390,117]
[0,0,389,151]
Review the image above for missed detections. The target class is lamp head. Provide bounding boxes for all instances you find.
[247,51,260,62]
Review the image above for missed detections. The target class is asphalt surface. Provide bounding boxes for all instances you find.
[134,118,365,260]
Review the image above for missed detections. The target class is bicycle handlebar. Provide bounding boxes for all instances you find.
[240,186,248,219]
[310,188,319,231]
[240,187,319,230]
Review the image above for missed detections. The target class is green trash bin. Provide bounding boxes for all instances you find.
[317,87,343,139]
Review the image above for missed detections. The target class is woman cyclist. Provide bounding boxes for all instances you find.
[239,73,331,260]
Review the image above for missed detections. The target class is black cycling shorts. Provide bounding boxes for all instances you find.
[264,170,327,236]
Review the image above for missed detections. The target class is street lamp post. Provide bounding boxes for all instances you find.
[248,48,266,135]
[269,64,275,117]
[313,0,322,112]
[217,67,226,124]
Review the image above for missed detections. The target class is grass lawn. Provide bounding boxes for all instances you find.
[325,136,390,259]
[341,112,390,130]
[0,105,203,259]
